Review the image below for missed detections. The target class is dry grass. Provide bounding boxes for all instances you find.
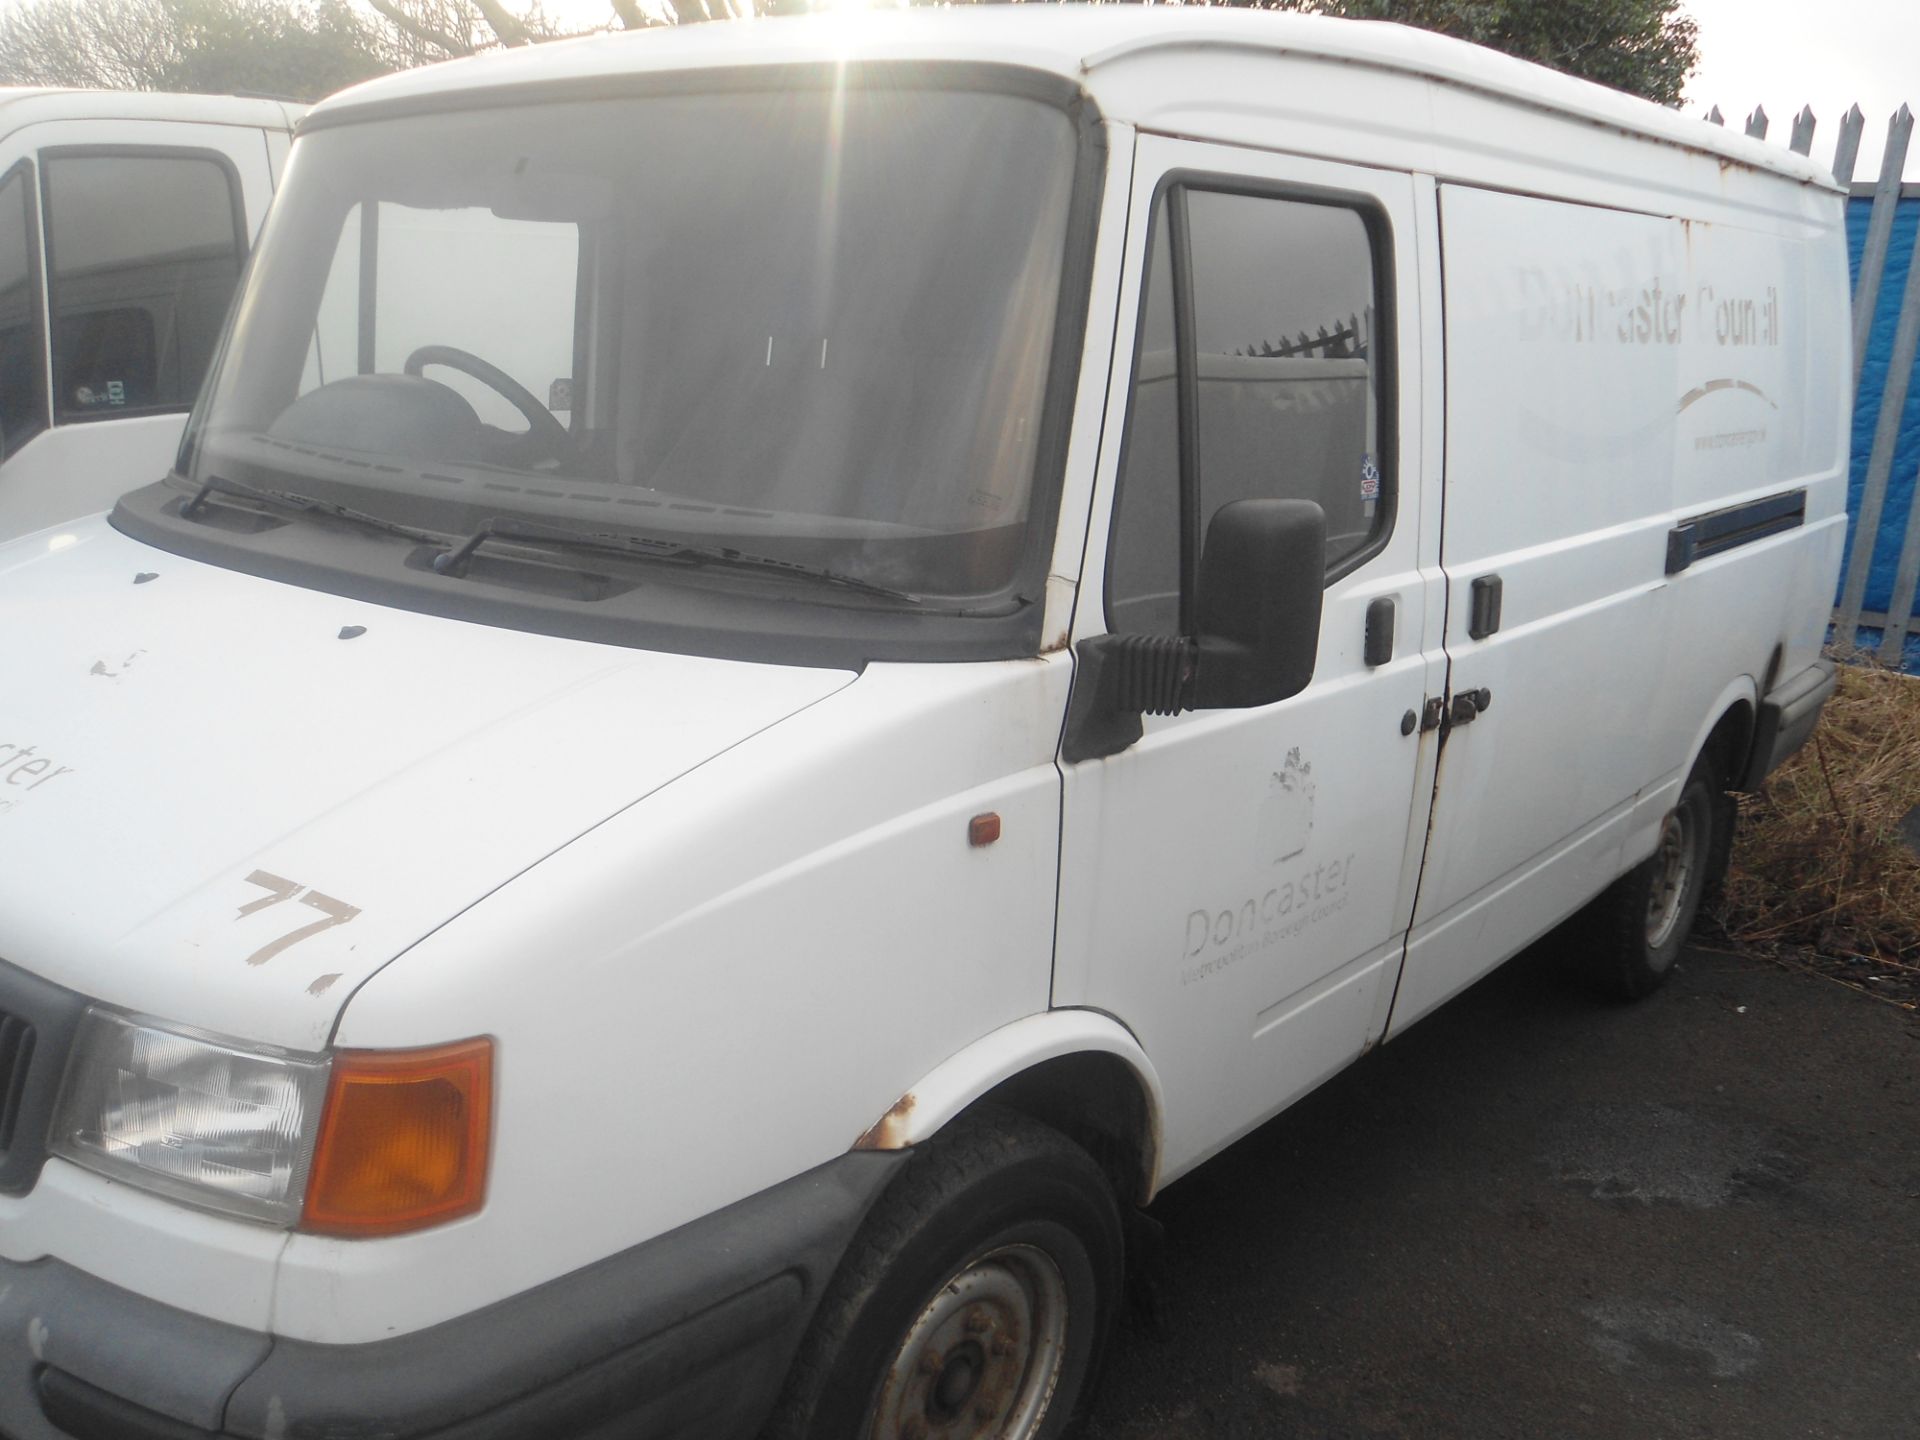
[1715,663,1920,1002]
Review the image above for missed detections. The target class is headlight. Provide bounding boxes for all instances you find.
[50,1008,330,1226]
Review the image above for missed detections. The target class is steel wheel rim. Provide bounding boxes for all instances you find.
[1645,802,1697,951]
[867,1242,1070,1440]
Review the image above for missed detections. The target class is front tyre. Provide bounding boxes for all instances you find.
[766,1108,1124,1440]
[1582,750,1732,1000]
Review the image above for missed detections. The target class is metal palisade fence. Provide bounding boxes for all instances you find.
[1722,101,1920,670]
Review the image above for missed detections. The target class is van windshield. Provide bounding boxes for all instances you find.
[179,84,1079,604]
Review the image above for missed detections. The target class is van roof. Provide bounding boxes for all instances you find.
[308,6,1837,193]
[0,86,303,132]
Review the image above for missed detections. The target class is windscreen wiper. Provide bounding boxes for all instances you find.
[431,515,923,604]
[180,474,443,546]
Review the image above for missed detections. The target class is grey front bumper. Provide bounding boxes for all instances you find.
[0,1150,904,1440]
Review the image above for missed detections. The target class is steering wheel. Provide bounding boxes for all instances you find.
[403,345,573,456]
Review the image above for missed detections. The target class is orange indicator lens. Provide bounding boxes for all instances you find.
[303,1038,493,1237]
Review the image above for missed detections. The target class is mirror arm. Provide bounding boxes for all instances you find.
[1060,632,1199,764]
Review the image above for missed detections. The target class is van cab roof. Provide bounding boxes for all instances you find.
[0,86,303,132]
[307,6,1837,194]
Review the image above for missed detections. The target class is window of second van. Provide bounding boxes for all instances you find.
[0,163,48,461]
[42,152,244,422]
[1107,185,1388,637]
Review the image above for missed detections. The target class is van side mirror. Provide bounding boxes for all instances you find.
[1062,499,1326,763]
[1191,498,1326,708]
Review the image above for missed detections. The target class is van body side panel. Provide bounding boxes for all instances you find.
[1419,81,1836,228]
[1394,184,1847,1030]
[277,660,1071,1343]
[1610,203,1850,862]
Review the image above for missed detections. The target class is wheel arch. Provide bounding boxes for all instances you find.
[850,1010,1165,1205]
[1688,679,1760,790]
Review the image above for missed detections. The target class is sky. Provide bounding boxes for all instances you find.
[1680,0,1920,183]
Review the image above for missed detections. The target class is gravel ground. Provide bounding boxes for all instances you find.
[1082,943,1920,1440]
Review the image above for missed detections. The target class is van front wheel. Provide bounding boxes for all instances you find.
[767,1108,1123,1440]
[1582,752,1731,1000]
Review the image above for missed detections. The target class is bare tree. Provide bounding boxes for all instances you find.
[0,0,184,91]
[362,0,487,63]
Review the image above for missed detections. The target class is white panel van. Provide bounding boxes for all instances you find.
[0,12,1846,1440]
[0,89,300,540]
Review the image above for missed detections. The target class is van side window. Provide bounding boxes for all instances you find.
[0,164,48,459]
[43,153,244,421]
[1108,185,1388,636]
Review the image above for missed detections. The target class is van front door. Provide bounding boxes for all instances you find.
[1052,137,1443,1185]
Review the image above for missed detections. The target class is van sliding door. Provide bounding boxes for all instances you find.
[1394,186,1690,1027]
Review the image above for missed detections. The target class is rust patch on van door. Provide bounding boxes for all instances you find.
[853,1093,917,1151]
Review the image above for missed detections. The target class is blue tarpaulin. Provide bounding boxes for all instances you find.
[1842,195,1920,627]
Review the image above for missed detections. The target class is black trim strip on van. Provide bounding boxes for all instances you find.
[1664,488,1806,575]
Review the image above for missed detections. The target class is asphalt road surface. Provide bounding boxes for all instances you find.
[1081,944,1920,1440]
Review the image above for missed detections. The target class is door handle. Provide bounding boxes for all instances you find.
[1364,597,1395,668]
[1469,574,1503,640]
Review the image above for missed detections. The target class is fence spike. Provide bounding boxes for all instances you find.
[1745,105,1769,140]
[1706,104,1724,126]
[1878,425,1920,664]
[1790,105,1817,156]
[1832,103,1867,187]
[1850,105,1916,400]
[1838,240,1920,651]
